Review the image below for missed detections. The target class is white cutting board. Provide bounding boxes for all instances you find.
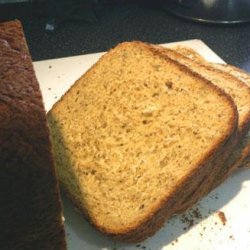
[34,40,250,250]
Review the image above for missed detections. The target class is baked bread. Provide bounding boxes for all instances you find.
[156,46,250,136]
[215,64,250,87]
[0,20,66,249]
[171,46,250,171]
[48,41,238,242]
[152,45,250,208]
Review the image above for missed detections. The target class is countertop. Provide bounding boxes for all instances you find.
[1,1,250,71]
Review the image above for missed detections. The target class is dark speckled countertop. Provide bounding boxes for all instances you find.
[1,1,250,71]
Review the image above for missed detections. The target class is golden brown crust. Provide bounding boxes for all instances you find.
[170,46,206,62]
[0,20,66,249]
[215,64,250,84]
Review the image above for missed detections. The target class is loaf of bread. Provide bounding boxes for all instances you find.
[170,46,250,173]
[0,20,66,249]
[48,41,238,242]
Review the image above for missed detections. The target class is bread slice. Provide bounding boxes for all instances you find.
[215,64,250,87]
[171,46,250,90]
[156,47,250,166]
[48,41,238,242]
[0,20,66,249]
[156,46,250,136]
[172,46,250,171]
[152,45,250,212]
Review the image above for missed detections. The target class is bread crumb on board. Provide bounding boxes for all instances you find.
[229,235,235,240]
[218,211,227,225]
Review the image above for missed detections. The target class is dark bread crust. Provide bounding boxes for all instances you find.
[240,154,250,169]
[54,41,238,242]
[60,129,238,242]
[0,20,66,249]
[174,129,238,213]
[212,136,250,184]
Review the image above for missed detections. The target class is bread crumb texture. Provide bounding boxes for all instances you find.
[48,42,235,235]
[168,46,250,135]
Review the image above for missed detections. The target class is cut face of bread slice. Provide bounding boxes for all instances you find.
[153,45,250,211]
[48,41,237,242]
[172,46,250,171]
[157,46,250,137]
[0,20,66,249]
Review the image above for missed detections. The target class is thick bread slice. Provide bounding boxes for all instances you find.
[174,45,250,88]
[0,20,66,249]
[48,41,237,242]
[172,46,250,91]
[153,45,250,212]
[157,46,250,166]
[157,46,250,137]
[173,46,250,170]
